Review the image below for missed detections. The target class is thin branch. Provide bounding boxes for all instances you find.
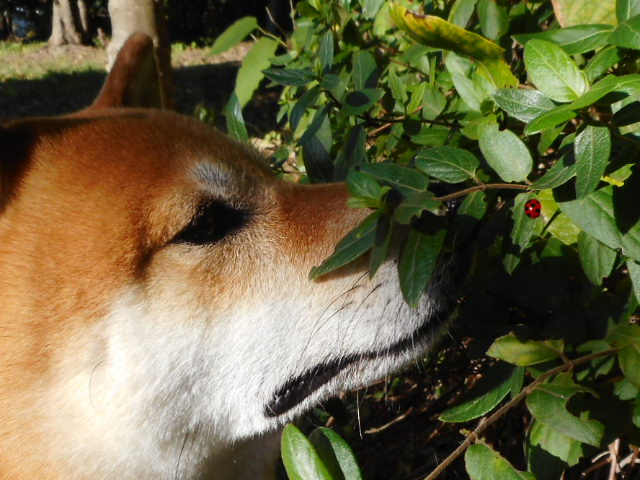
[422,348,619,480]
[433,183,529,202]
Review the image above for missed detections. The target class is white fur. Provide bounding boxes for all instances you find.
[41,255,445,479]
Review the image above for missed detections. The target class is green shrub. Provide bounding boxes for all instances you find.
[215,0,640,478]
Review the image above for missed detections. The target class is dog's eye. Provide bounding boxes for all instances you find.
[174,201,248,245]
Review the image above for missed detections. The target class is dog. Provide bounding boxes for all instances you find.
[0,34,454,479]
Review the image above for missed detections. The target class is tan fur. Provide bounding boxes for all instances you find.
[0,35,451,479]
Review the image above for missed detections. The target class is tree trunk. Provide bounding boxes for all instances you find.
[107,0,174,109]
[48,0,87,46]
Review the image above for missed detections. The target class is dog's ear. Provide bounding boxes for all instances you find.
[0,124,33,212]
[91,32,164,110]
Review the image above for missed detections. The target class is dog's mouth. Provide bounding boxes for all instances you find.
[265,314,446,417]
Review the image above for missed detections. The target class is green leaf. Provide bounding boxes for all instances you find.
[528,420,584,467]
[352,50,378,90]
[358,163,429,193]
[525,105,576,134]
[610,14,640,50]
[577,232,617,285]
[477,0,509,40]
[448,0,478,27]
[370,214,393,277]
[513,25,614,54]
[263,68,316,86]
[234,38,278,108]
[487,333,564,366]
[538,189,582,245]
[551,0,616,27]
[363,0,385,19]
[415,146,479,183]
[342,89,384,115]
[585,46,623,82]
[281,424,333,480]
[504,193,539,274]
[527,375,604,447]
[210,17,258,55]
[619,344,640,389]
[493,89,556,123]
[629,260,640,303]
[421,85,447,120]
[291,86,321,131]
[531,152,576,190]
[318,30,334,72]
[300,107,334,182]
[574,125,610,199]
[346,169,388,205]
[528,384,603,448]
[524,39,588,102]
[394,191,439,225]
[310,212,379,279]
[224,93,249,143]
[559,186,640,262]
[479,127,532,182]
[466,443,535,480]
[440,364,517,422]
[309,428,364,480]
[618,0,640,22]
[398,227,446,307]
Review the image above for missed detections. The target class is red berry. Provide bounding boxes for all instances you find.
[524,199,541,219]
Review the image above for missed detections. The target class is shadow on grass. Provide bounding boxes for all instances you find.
[1,61,280,135]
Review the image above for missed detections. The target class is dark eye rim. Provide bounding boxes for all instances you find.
[172,200,250,245]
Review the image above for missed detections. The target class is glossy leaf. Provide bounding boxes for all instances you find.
[291,86,321,131]
[318,30,334,71]
[577,232,617,285]
[574,125,610,199]
[619,344,640,389]
[528,420,584,467]
[610,14,640,50]
[585,46,623,82]
[210,17,258,55]
[224,93,249,143]
[309,428,364,480]
[527,377,604,447]
[234,38,278,108]
[358,163,429,193]
[513,25,614,54]
[415,146,479,183]
[369,214,393,278]
[493,89,556,123]
[398,227,445,307]
[479,127,532,182]
[263,68,316,86]
[504,193,539,273]
[524,39,588,102]
[618,0,640,22]
[393,191,440,225]
[477,0,509,40]
[487,333,564,366]
[310,212,379,279]
[440,364,517,422]
[629,260,640,303]
[551,0,616,27]
[352,50,378,90]
[281,424,333,480]
[466,443,535,480]
[342,89,384,115]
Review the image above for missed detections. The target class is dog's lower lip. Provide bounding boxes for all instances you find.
[265,313,446,417]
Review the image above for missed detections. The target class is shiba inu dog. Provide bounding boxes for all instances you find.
[0,34,454,479]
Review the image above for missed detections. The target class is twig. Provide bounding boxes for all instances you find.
[422,348,618,480]
[433,183,529,202]
[365,406,414,434]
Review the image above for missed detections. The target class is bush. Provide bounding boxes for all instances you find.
[216,0,640,478]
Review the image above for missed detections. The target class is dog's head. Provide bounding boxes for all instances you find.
[0,34,453,478]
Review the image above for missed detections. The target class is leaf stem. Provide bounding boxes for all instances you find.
[433,183,529,202]
[422,348,619,480]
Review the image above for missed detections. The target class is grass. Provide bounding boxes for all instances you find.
[0,40,105,81]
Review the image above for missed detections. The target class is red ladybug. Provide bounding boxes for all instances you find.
[524,199,541,219]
